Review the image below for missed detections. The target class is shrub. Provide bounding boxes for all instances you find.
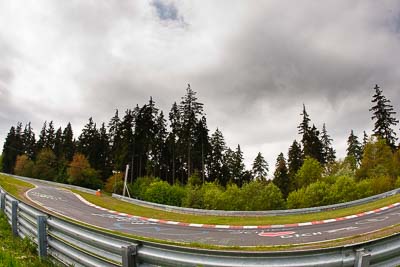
[286,187,307,209]
[105,173,124,194]
[14,155,34,177]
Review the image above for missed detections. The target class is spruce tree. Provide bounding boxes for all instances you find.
[179,84,204,178]
[362,131,369,149]
[369,84,398,150]
[287,140,303,189]
[208,128,226,183]
[168,102,181,184]
[252,152,268,181]
[36,121,47,152]
[232,144,245,186]
[46,121,56,150]
[321,123,336,164]
[192,116,210,182]
[108,109,123,171]
[2,126,18,173]
[273,152,290,198]
[22,122,36,159]
[54,127,63,159]
[62,123,75,161]
[346,130,362,166]
[97,123,111,180]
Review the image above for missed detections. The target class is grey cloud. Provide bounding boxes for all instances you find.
[1,1,400,171]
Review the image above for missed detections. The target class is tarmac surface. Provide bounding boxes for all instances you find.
[26,182,400,246]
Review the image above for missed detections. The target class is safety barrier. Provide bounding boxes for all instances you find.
[4,172,399,217]
[1,184,400,266]
[112,187,400,217]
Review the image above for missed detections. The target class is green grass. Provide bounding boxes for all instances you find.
[72,189,400,226]
[0,174,34,200]
[0,212,57,267]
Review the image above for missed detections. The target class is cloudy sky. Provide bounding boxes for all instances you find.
[1,1,400,174]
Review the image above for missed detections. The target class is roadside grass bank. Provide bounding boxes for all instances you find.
[2,173,400,226]
[71,189,400,226]
[0,212,57,267]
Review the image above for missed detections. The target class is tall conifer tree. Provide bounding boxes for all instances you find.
[370,84,398,150]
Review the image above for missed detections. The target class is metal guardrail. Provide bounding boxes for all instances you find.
[1,185,400,266]
[112,187,400,217]
[4,172,400,217]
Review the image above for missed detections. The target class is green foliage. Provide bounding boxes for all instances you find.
[295,157,322,189]
[143,180,186,206]
[286,187,307,209]
[0,212,58,267]
[303,180,330,207]
[187,171,202,187]
[327,176,358,204]
[67,153,102,189]
[219,184,245,210]
[105,173,124,194]
[355,179,374,199]
[356,138,394,180]
[182,185,204,209]
[14,154,34,177]
[0,154,3,172]
[33,148,58,180]
[395,176,400,188]
[130,176,157,200]
[252,152,268,181]
[202,182,224,210]
[371,176,393,195]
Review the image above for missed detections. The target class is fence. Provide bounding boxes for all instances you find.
[1,185,400,266]
[5,172,400,217]
[112,188,400,217]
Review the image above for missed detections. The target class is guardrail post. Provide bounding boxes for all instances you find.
[37,215,47,258]
[11,200,18,236]
[355,248,371,267]
[0,192,5,211]
[122,244,138,267]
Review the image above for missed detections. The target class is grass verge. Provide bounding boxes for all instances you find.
[72,189,400,226]
[0,212,57,266]
[0,174,34,202]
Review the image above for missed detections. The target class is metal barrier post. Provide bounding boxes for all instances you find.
[37,215,47,258]
[122,244,138,267]
[355,248,371,267]
[11,200,18,236]
[0,192,5,211]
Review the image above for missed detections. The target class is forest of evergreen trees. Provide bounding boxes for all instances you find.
[2,84,400,210]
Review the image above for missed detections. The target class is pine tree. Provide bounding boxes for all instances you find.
[36,121,47,152]
[179,84,204,178]
[77,117,100,169]
[369,84,399,150]
[22,122,36,159]
[192,116,210,182]
[208,128,226,183]
[97,123,111,180]
[252,152,268,181]
[108,109,123,171]
[232,144,245,186]
[362,131,369,149]
[152,111,167,178]
[46,121,56,150]
[2,126,18,173]
[320,123,336,164]
[54,127,63,159]
[168,102,182,184]
[288,140,303,189]
[273,152,290,198]
[221,147,235,186]
[346,130,362,166]
[62,123,75,161]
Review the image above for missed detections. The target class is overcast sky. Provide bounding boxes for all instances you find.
[1,1,400,174]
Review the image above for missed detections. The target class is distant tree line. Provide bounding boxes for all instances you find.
[2,84,400,210]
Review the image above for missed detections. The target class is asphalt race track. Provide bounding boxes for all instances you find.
[26,182,400,246]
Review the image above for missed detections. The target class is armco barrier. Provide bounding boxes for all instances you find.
[112,188,400,217]
[4,172,400,217]
[1,182,400,266]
